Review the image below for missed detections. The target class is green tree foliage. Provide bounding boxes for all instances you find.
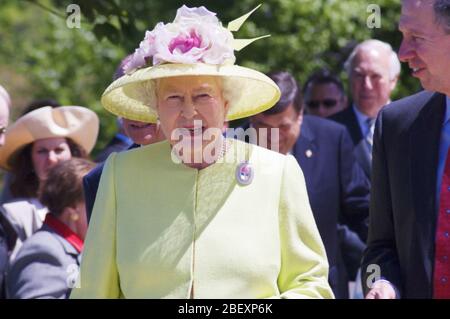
[0,0,421,156]
[60,0,418,98]
[0,0,126,156]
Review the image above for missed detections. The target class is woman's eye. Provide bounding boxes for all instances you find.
[168,95,181,100]
[197,94,211,100]
[37,149,48,154]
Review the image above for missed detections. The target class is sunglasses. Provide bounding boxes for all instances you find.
[306,99,338,109]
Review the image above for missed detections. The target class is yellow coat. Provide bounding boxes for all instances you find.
[71,139,333,298]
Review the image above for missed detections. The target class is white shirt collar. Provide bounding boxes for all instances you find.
[352,104,372,136]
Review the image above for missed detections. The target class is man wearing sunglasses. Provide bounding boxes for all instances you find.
[304,71,348,118]
[331,40,400,179]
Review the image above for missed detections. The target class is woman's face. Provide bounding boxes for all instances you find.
[31,137,72,182]
[156,76,229,165]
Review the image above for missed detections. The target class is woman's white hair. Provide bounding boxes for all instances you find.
[344,39,401,80]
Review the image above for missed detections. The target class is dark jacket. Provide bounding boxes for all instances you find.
[362,91,446,298]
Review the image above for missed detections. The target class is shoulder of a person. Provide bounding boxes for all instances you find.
[382,90,439,118]
[328,106,354,123]
[303,114,348,136]
[113,140,167,165]
[84,162,105,183]
[11,228,63,263]
[1,198,43,220]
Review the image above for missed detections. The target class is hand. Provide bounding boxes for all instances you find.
[365,280,396,299]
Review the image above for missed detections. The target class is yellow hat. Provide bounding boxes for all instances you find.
[101,5,280,123]
[0,106,99,170]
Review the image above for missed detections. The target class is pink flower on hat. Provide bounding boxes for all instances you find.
[123,5,235,74]
[168,30,202,55]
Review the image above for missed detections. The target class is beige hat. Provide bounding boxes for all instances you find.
[0,106,99,170]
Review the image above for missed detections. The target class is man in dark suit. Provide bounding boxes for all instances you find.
[248,71,369,298]
[330,39,400,179]
[362,0,450,299]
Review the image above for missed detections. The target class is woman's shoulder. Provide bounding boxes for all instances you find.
[110,140,171,166]
[11,227,64,264]
[1,198,47,223]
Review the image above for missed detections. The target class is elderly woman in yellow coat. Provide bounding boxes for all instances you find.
[71,5,333,299]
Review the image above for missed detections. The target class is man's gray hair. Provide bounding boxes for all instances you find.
[0,84,11,109]
[344,39,401,80]
[434,0,450,33]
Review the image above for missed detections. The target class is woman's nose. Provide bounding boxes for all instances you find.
[47,151,58,164]
[181,98,197,119]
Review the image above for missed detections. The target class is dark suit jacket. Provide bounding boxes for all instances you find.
[243,115,370,298]
[330,107,373,179]
[0,211,16,299]
[292,116,370,296]
[330,106,363,146]
[94,134,132,163]
[84,144,140,222]
[361,91,446,298]
[0,222,7,299]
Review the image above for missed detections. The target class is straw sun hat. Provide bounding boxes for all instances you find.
[101,5,281,123]
[0,106,99,170]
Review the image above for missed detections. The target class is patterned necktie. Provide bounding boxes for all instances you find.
[365,118,376,152]
[434,149,450,298]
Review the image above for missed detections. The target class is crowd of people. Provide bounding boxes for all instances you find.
[0,0,449,299]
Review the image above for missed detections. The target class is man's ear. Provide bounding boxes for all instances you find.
[390,75,399,91]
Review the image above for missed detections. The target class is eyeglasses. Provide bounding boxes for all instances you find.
[306,99,338,109]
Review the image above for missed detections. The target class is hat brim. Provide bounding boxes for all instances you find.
[0,106,99,170]
[101,63,281,123]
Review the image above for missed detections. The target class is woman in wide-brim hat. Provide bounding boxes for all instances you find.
[72,5,333,299]
[0,105,99,261]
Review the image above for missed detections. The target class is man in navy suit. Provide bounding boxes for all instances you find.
[330,39,400,179]
[362,0,450,299]
[248,71,369,298]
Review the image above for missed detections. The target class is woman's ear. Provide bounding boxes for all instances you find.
[223,100,230,117]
